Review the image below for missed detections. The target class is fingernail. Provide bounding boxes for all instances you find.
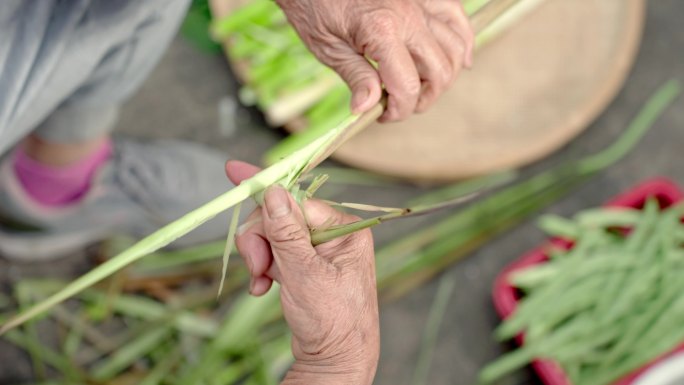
[351,87,371,113]
[265,185,291,219]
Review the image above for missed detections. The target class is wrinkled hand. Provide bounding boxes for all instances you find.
[276,0,474,122]
[226,161,379,385]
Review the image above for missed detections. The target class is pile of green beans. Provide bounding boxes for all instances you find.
[480,199,684,385]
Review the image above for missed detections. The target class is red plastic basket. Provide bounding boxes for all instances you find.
[492,178,684,385]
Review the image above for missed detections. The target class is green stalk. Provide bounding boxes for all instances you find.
[210,361,253,385]
[311,192,482,245]
[0,313,80,379]
[411,274,456,385]
[62,314,84,359]
[17,280,218,338]
[134,241,227,273]
[249,47,311,84]
[577,79,681,172]
[310,166,400,187]
[476,0,545,46]
[138,346,183,385]
[463,0,494,14]
[51,305,115,352]
[91,323,174,381]
[218,202,242,297]
[407,170,518,206]
[0,111,368,334]
[211,0,276,39]
[15,284,46,380]
[2,329,77,378]
[177,288,281,383]
[264,87,351,164]
[263,73,342,125]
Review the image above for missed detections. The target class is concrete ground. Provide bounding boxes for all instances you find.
[1,0,683,384]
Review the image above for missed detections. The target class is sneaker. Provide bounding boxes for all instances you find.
[0,138,238,261]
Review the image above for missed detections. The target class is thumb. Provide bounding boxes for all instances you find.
[328,50,383,114]
[261,185,322,281]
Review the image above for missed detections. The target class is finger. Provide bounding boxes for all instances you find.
[250,276,273,297]
[323,45,383,114]
[225,160,261,185]
[300,199,375,271]
[261,185,325,282]
[236,224,271,278]
[449,1,474,68]
[427,19,467,83]
[236,209,284,277]
[302,199,353,229]
[428,1,474,68]
[407,30,453,113]
[301,199,366,256]
[235,215,283,297]
[365,38,421,122]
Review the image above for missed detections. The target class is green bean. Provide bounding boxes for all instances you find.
[594,269,670,369]
[601,204,670,322]
[497,271,601,340]
[538,214,579,238]
[575,208,641,229]
[500,243,630,333]
[478,346,536,383]
[553,327,620,364]
[509,264,561,290]
[625,198,661,251]
[585,294,684,385]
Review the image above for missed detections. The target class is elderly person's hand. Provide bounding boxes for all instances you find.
[226,161,379,385]
[276,0,474,122]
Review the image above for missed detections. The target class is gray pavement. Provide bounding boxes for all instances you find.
[1,0,683,383]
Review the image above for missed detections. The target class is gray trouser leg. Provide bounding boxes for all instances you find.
[0,0,191,154]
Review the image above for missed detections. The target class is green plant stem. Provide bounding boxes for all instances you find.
[139,346,183,385]
[0,111,366,334]
[311,192,481,245]
[91,323,174,381]
[0,313,80,379]
[476,0,544,46]
[219,202,242,297]
[407,170,518,207]
[15,285,46,380]
[16,280,218,338]
[411,274,456,385]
